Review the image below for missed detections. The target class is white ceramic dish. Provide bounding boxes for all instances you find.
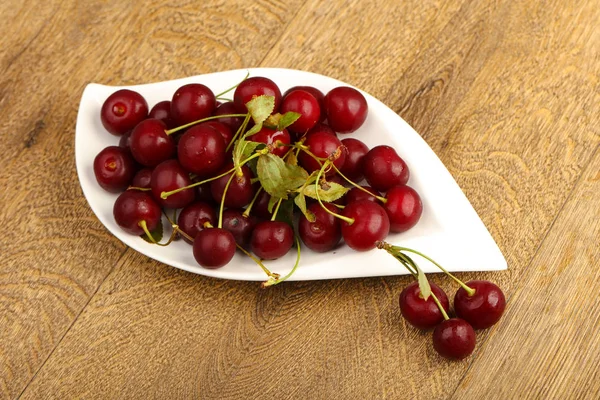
[75,68,507,281]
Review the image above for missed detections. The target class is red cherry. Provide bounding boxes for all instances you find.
[399,282,450,330]
[234,77,282,113]
[324,86,368,133]
[93,146,136,193]
[298,202,341,252]
[248,126,290,158]
[283,85,326,121]
[149,100,176,129]
[193,228,236,269]
[131,168,153,189]
[362,145,409,192]
[432,318,476,360]
[454,281,506,329]
[210,164,255,208]
[150,159,195,209]
[177,201,217,243]
[345,186,382,205]
[129,119,175,167]
[214,101,244,133]
[298,131,346,176]
[222,209,258,248]
[113,190,161,236]
[250,221,294,260]
[101,89,148,136]
[280,89,320,133]
[341,200,390,251]
[177,124,226,177]
[171,83,216,126]
[340,138,368,182]
[384,185,423,233]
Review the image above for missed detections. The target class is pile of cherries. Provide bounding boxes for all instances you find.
[92,74,505,360]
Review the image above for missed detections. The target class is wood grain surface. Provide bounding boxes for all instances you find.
[1,0,599,399]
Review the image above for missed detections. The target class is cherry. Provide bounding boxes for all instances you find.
[324,86,368,133]
[252,190,274,219]
[200,121,234,150]
[214,101,244,133]
[113,190,161,235]
[454,281,506,329]
[248,126,290,158]
[149,100,176,129]
[298,202,341,252]
[151,159,195,209]
[129,118,175,167]
[362,145,409,192]
[193,228,236,269]
[177,124,226,177]
[177,201,217,243]
[432,318,476,360]
[118,130,133,151]
[250,221,294,260]
[93,146,136,193]
[131,168,153,189]
[341,200,390,251]
[345,186,382,205]
[234,77,282,113]
[171,83,216,126]
[298,131,346,175]
[280,89,320,133]
[101,89,148,136]
[305,122,336,139]
[399,282,450,330]
[222,209,257,248]
[284,86,326,121]
[210,163,255,208]
[384,185,423,233]
[340,138,368,182]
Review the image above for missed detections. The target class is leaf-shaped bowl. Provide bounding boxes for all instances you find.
[75,68,506,281]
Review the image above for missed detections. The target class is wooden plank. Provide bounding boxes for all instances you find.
[450,147,600,399]
[0,0,304,398]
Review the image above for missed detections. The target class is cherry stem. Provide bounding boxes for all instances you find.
[226,113,252,152]
[236,244,280,279]
[215,71,249,98]
[138,220,177,246]
[393,246,476,296]
[127,186,152,192]
[165,114,247,136]
[270,198,283,221]
[161,151,264,199]
[218,173,236,229]
[315,162,354,225]
[243,186,263,218]
[431,292,450,320]
[262,236,301,287]
[330,164,387,203]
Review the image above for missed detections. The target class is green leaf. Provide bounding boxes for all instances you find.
[278,111,301,130]
[294,193,315,222]
[417,267,432,301]
[302,181,348,202]
[140,219,163,243]
[243,121,263,139]
[257,153,309,199]
[245,95,275,125]
[232,138,264,177]
[285,150,298,166]
[264,113,281,129]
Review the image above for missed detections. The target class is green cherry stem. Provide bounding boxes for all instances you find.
[315,162,354,225]
[215,71,249,98]
[270,198,283,221]
[127,186,152,192]
[226,113,252,152]
[165,114,248,136]
[262,236,301,287]
[330,164,387,203]
[243,186,263,218]
[138,220,177,247]
[218,173,237,229]
[236,244,280,279]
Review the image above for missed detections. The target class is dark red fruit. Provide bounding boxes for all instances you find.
[341,200,390,251]
[324,86,368,133]
[298,202,341,252]
[150,159,195,209]
[113,190,161,235]
[177,124,226,177]
[131,168,153,189]
[298,131,346,175]
[384,185,423,233]
[345,186,382,205]
[340,138,368,182]
[284,86,326,121]
[222,209,257,248]
[193,228,236,269]
[93,146,136,193]
[130,118,175,167]
[454,281,506,329]
[177,201,217,243]
[171,83,216,126]
[305,122,336,139]
[201,121,234,150]
[234,77,282,113]
[252,190,273,219]
[248,126,290,158]
[280,89,320,133]
[210,164,255,208]
[149,100,175,129]
[118,130,134,151]
[362,145,409,192]
[214,101,244,133]
[101,89,148,136]
[432,318,476,360]
[250,221,294,260]
[399,282,450,330]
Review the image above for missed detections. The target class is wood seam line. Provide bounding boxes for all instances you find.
[15,247,132,400]
[446,141,600,400]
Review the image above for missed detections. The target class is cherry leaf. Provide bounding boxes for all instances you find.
[302,181,348,202]
[293,193,315,222]
[285,150,298,166]
[140,219,163,244]
[245,95,275,125]
[278,111,301,130]
[417,266,432,301]
[243,121,263,139]
[264,113,281,129]
[257,153,309,199]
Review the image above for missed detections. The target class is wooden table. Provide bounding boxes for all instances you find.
[2,0,599,398]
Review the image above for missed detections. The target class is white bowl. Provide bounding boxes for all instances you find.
[75,68,506,281]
